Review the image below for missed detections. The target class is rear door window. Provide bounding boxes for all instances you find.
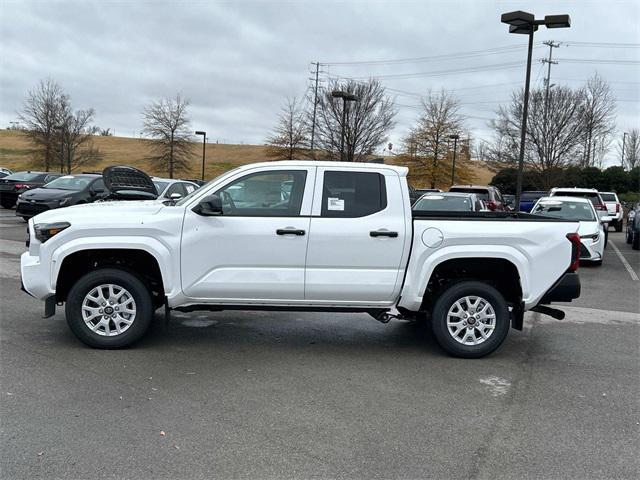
[321,171,387,218]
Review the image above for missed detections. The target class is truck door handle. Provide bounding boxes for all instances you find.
[276,228,306,236]
[370,230,398,238]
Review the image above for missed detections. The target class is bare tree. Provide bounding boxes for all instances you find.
[621,129,640,170]
[409,90,464,188]
[57,104,102,174]
[266,97,308,160]
[142,94,193,178]
[490,86,586,188]
[313,79,396,162]
[18,79,68,171]
[579,73,616,167]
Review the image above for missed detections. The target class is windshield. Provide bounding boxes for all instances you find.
[414,195,473,212]
[532,200,596,221]
[153,181,169,194]
[44,175,94,191]
[449,187,489,201]
[600,193,616,202]
[4,172,41,182]
[175,167,243,206]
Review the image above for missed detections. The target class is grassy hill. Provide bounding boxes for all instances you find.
[0,130,494,187]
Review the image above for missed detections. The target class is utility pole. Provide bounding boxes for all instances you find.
[310,62,320,151]
[542,41,559,109]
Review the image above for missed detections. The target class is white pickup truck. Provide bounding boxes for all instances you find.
[21,161,582,357]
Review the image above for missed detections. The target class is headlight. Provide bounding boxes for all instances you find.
[580,233,600,241]
[630,211,637,220]
[59,197,71,206]
[34,222,70,243]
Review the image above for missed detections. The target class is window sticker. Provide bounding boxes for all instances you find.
[327,197,345,211]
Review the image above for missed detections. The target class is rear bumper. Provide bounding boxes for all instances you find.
[539,272,581,304]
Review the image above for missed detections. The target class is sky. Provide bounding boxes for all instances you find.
[1,0,639,166]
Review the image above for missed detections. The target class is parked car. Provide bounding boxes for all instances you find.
[0,167,13,178]
[532,196,605,265]
[449,184,506,211]
[599,192,624,232]
[413,192,485,212]
[626,202,640,250]
[15,174,107,221]
[0,171,62,209]
[549,187,611,246]
[21,161,582,358]
[152,177,200,202]
[519,191,547,213]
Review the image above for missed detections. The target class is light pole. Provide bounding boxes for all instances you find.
[501,11,571,208]
[53,125,65,173]
[195,131,206,181]
[331,90,358,161]
[621,131,628,168]
[449,134,460,186]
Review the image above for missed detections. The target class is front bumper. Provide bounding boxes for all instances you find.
[20,251,54,300]
[539,272,581,304]
[16,200,55,218]
[579,237,603,261]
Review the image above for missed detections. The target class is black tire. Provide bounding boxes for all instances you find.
[633,231,640,251]
[430,281,510,358]
[615,221,623,233]
[603,229,608,248]
[1,200,15,209]
[592,259,603,266]
[65,268,154,348]
[627,227,633,244]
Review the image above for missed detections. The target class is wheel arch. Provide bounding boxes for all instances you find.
[53,243,173,305]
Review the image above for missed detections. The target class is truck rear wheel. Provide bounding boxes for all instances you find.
[430,281,510,358]
[65,268,154,348]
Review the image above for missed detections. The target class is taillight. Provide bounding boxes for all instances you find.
[616,203,620,213]
[14,183,31,190]
[487,200,498,211]
[566,233,581,272]
[595,203,607,211]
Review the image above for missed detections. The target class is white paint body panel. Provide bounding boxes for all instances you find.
[19,160,579,316]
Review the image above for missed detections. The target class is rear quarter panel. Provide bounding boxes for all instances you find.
[398,218,579,311]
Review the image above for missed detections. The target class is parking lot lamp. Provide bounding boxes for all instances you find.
[53,125,65,173]
[501,11,571,207]
[449,134,460,185]
[195,131,206,181]
[331,90,359,161]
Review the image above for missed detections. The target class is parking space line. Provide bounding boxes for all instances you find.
[609,240,639,282]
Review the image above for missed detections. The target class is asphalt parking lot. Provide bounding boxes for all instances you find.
[1,210,638,480]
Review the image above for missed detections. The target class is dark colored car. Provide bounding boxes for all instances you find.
[0,171,62,209]
[626,202,640,250]
[448,184,506,211]
[519,191,547,213]
[15,174,107,220]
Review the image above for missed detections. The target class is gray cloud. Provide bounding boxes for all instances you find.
[1,0,638,164]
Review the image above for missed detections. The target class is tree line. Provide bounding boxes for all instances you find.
[17,79,195,178]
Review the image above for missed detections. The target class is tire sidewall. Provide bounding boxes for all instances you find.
[431,281,510,358]
[65,268,153,348]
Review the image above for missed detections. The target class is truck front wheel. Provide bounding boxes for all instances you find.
[430,281,510,358]
[65,268,154,348]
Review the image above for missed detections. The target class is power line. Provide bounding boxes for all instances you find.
[321,44,542,66]
[340,61,527,80]
[556,58,640,65]
[561,41,640,48]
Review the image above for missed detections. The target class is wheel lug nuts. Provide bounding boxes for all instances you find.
[115,307,119,311]
[99,309,103,313]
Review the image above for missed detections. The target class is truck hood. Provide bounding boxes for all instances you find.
[30,200,165,224]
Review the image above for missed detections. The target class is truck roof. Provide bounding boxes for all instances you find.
[237,160,409,176]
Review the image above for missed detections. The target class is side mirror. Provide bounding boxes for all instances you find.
[192,194,223,216]
[169,192,182,200]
